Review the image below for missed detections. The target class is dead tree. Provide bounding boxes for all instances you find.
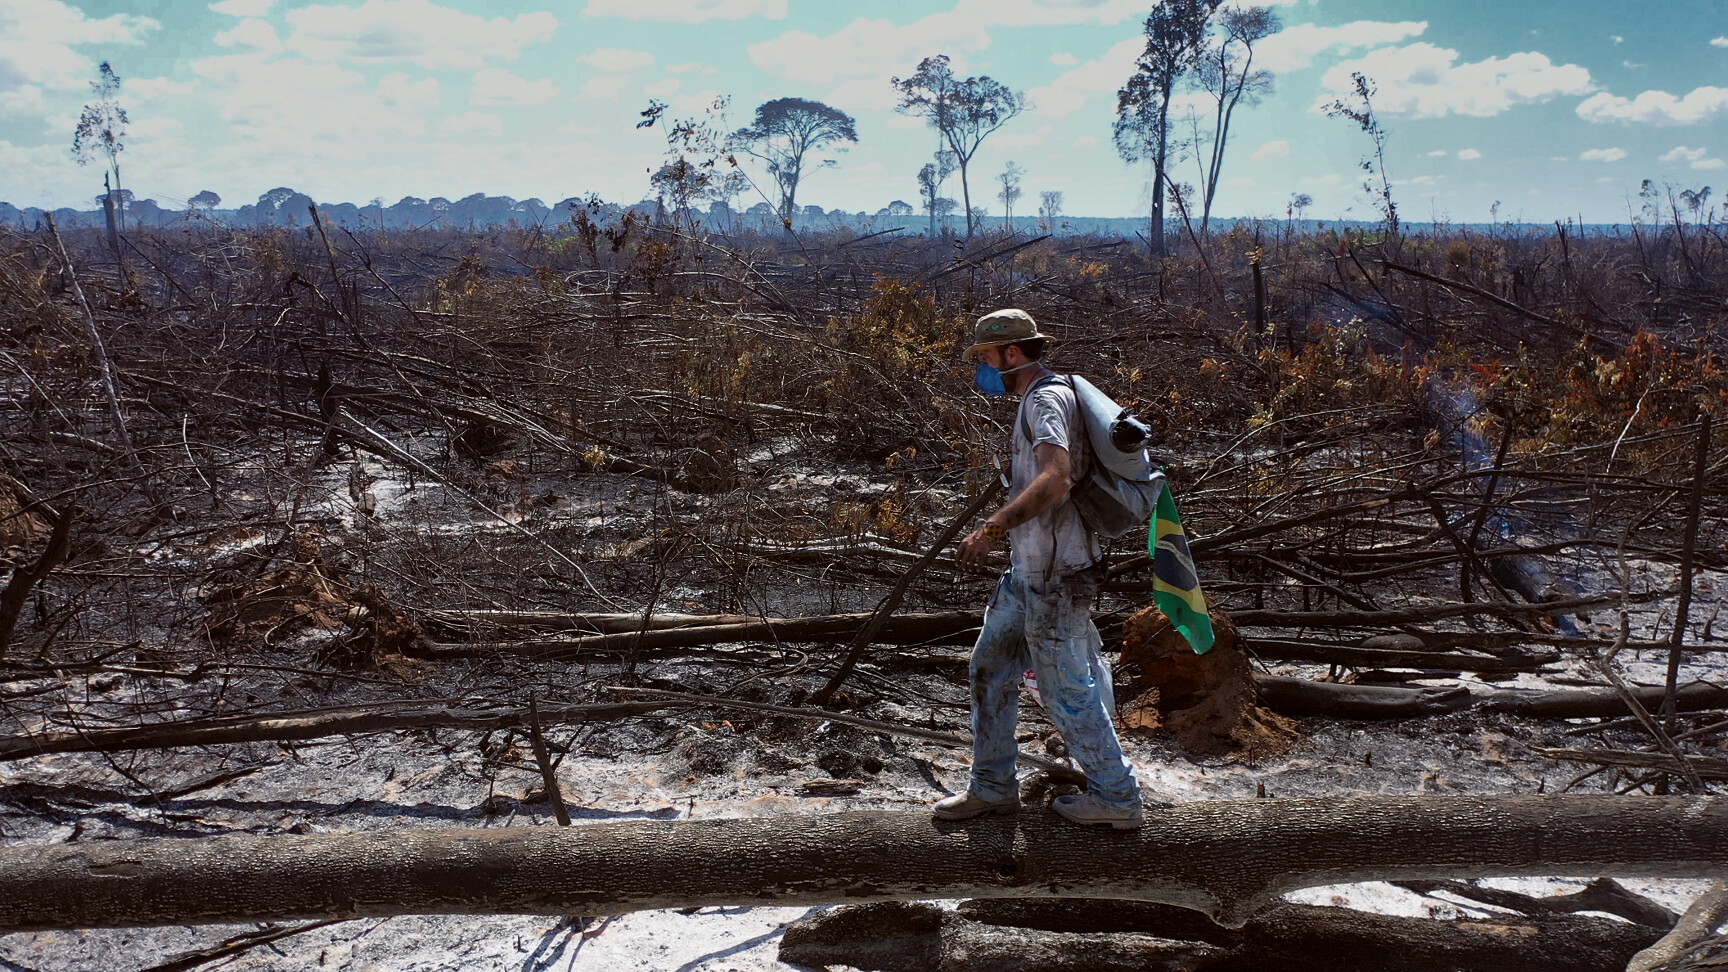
[0,796,1724,932]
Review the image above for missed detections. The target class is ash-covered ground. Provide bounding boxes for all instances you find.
[2,447,1723,972]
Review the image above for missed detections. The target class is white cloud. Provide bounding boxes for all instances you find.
[580,48,654,72]
[378,71,439,112]
[284,0,559,71]
[470,67,557,106]
[1026,36,1140,117]
[189,53,440,158]
[955,0,1147,28]
[1610,35,1624,44]
[1711,37,1728,48]
[1660,145,1726,170]
[1317,44,1593,118]
[665,62,715,75]
[575,74,631,101]
[1049,52,1078,66]
[0,0,159,114]
[748,14,989,85]
[995,123,1054,149]
[1579,147,1626,162]
[582,0,786,22]
[215,18,282,53]
[642,76,680,98]
[1257,20,1427,74]
[1251,139,1290,160]
[1426,149,1448,157]
[1661,146,1708,164]
[440,110,501,136]
[1577,86,1728,125]
[1457,148,1482,160]
[210,0,275,15]
[128,77,199,100]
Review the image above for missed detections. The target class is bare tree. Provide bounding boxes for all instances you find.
[1114,0,1219,254]
[1325,72,1398,238]
[996,161,1024,232]
[893,55,1025,238]
[638,95,742,235]
[1038,190,1064,232]
[71,61,129,246]
[916,150,957,236]
[733,98,857,222]
[1194,5,1278,233]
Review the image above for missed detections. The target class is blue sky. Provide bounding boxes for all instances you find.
[1,0,1723,221]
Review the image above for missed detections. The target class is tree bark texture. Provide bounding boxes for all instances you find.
[0,701,671,762]
[804,898,1664,972]
[1627,880,1728,972]
[1240,903,1662,972]
[1257,676,1728,720]
[0,796,1724,933]
[780,901,1225,972]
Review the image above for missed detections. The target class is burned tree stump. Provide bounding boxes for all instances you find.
[1118,608,1300,758]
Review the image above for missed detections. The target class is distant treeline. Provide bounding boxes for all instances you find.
[0,187,1629,238]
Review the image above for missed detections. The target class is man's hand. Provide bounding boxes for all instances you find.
[957,527,995,571]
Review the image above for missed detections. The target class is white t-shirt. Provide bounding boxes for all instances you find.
[1007,375,1101,591]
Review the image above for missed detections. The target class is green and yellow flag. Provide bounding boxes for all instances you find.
[1150,486,1214,654]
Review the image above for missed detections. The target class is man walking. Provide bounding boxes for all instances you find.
[934,308,1144,829]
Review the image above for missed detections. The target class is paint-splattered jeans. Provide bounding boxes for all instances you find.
[967,567,1141,810]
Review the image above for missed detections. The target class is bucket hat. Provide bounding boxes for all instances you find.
[964,308,1056,358]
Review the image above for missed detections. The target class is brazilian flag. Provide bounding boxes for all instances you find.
[1150,487,1214,655]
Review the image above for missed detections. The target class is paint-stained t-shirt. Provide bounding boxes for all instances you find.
[1008,376,1100,591]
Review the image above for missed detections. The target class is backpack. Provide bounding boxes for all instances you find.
[1020,374,1165,540]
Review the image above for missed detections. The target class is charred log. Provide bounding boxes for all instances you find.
[0,797,1724,932]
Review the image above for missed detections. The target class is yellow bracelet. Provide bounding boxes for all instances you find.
[982,521,1008,543]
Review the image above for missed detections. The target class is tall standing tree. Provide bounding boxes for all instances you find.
[1195,5,1277,233]
[1113,0,1219,254]
[997,161,1024,232]
[733,98,858,222]
[71,61,129,242]
[893,55,1025,238]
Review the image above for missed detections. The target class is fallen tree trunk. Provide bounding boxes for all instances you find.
[0,701,672,762]
[0,796,1723,932]
[1244,638,1556,673]
[420,611,984,658]
[1628,880,1728,972]
[1533,746,1728,781]
[1243,902,1661,972]
[1256,677,1475,718]
[421,610,756,636]
[420,609,1571,669]
[1229,591,1643,629]
[1485,681,1728,719]
[829,897,1666,972]
[780,900,1226,972]
[1256,677,1728,720]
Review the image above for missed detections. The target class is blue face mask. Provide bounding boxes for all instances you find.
[974,361,1007,396]
[975,359,1035,396]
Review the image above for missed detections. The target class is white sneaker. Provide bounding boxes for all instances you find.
[1051,792,1144,829]
[932,791,1019,821]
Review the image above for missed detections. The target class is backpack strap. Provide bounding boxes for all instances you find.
[1017,373,1087,484]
